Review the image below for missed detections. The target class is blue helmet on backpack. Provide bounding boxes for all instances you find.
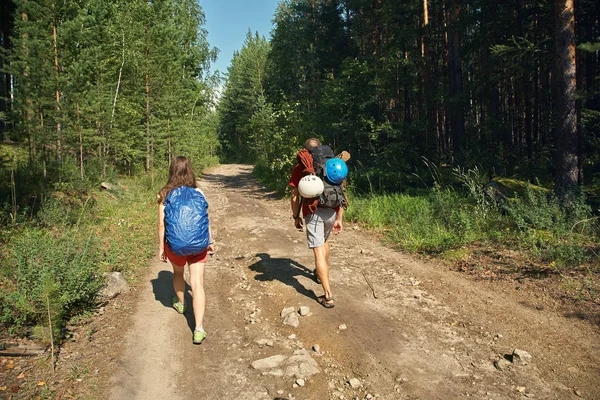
[325,158,348,184]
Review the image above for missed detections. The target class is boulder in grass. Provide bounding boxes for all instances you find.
[484,178,549,203]
[99,272,129,299]
[100,182,120,192]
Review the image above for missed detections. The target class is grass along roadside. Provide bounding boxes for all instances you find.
[344,188,600,305]
[0,174,160,400]
[94,175,159,280]
[0,174,160,342]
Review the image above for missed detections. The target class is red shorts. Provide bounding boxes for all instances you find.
[165,242,209,266]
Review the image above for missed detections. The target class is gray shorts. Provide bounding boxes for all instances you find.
[305,207,337,248]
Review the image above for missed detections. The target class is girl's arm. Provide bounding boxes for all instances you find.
[207,223,215,255]
[158,203,167,262]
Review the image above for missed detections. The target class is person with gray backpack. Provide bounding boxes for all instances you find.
[289,138,349,308]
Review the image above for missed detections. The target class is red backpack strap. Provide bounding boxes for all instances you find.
[295,149,318,213]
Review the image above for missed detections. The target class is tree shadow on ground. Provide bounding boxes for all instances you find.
[201,169,280,200]
[248,253,318,302]
[563,309,600,326]
[150,269,195,333]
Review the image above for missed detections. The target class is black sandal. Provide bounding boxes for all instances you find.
[318,295,335,308]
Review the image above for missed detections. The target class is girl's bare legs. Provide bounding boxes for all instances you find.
[172,263,185,304]
[188,261,206,330]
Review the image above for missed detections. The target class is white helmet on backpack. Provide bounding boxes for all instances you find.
[298,175,324,198]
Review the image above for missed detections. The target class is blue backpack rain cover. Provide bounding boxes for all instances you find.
[164,186,210,256]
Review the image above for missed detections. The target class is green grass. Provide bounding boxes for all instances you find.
[346,191,482,252]
[0,173,160,339]
[345,187,599,268]
[94,174,159,277]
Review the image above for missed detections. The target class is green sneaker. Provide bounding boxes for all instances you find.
[193,330,206,345]
[172,297,185,314]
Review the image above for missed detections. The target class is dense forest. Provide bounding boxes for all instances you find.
[218,0,599,200]
[2,0,599,208]
[0,0,219,183]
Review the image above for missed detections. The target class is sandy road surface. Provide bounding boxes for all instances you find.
[108,164,600,400]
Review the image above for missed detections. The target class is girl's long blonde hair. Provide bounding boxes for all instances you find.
[157,156,197,204]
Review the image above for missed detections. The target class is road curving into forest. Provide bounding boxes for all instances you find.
[107,164,599,400]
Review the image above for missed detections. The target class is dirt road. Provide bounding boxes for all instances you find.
[108,164,600,400]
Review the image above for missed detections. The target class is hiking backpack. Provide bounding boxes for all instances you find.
[308,145,347,209]
[164,186,210,256]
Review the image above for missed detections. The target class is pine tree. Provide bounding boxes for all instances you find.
[218,31,270,162]
[5,0,218,177]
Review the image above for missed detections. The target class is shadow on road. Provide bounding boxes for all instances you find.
[563,310,600,326]
[249,253,318,302]
[201,169,280,199]
[150,269,196,332]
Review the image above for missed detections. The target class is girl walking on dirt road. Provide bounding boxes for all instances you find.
[157,156,215,344]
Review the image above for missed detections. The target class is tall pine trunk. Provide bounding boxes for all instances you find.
[111,31,125,129]
[21,6,35,162]
[0,1,12,141]
[553,0,580,195]
[52,2,61,162]
[421,0,435,155]
[144,1,151,173]
[76,101,83,179]
[445,0,465,164]
[145,45,151,172]
[167,118,172,166]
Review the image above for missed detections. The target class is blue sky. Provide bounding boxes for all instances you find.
[200,0,281,75]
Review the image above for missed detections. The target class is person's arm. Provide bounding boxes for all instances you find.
[158,203,167,262]
[207,223,215,255]
[333,207,344,234]
[291,186,303,230]
[199,188,215,255]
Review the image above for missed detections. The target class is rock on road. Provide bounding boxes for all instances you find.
[108,164,600,400]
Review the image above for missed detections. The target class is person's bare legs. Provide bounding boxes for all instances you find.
[172,263,185,304]
[188,261,206,329]
[313,241,333,302]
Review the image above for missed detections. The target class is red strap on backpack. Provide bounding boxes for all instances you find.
[296,149,314,174]
[296,149,318,214]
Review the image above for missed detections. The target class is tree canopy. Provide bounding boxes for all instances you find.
[0,0,219,178]
[218,0,599,198]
